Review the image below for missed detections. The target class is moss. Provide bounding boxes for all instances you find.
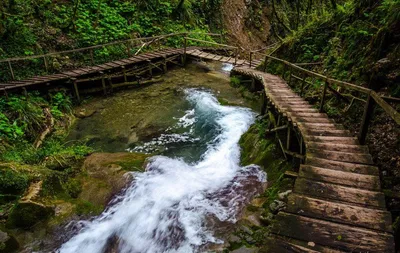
[0,166,30,195]
[6,202,54,229]
[75,200,103,216]
[113,153,150,171]
[64,178,82,199]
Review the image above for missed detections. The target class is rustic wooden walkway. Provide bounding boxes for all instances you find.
[233,67,395,253]
[0,48,189,93]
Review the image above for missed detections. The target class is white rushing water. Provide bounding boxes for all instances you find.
[59,89,266,253]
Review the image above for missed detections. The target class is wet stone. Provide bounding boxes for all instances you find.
[231,246,258,253]
[269,200,286,214]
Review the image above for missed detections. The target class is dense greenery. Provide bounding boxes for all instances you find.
[268,0,400,95]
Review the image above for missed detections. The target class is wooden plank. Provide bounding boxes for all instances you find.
[304,136,359,145]
[264,236,345,253]
[290,117,333,124]
[286,194,393,232]
[294,178,386,208]
[300,128,353,137]
[305,142,369,154]
[297,122,346,130]
[299,165,380,190]
[307,149,374,165]
[306,157,379,175]
[272,212,394,252]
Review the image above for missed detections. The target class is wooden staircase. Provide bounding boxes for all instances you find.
[233,67,395,253]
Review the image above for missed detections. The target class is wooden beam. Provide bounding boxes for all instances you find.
[358,92,376,145]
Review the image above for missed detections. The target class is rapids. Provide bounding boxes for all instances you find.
[58,89,266,253]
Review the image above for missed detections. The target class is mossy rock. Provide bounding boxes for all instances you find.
[0,166,30,195]
[78,152,150,208]
[0,230,19,253]
[6,201,54,229]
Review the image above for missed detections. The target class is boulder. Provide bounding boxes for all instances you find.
[269,200,286,214]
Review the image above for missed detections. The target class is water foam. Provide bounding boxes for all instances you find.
[59,89,266,253]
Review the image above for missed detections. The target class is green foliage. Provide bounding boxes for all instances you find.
[64,178,82,198]
[230,76,241,87]
[0,167,30,195]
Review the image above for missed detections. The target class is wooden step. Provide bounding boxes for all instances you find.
[272,212,395,252]
[299,165,380,190]
[286,194,392,232]
[291,117,333,123]
[265,236,346,253]
[294,178,386,208]
[297,122,345,130]
[305,142,369,154]
[306,157,379,175]
[303,129,353,137]
[307,149,374,165]
[304,136,359,145]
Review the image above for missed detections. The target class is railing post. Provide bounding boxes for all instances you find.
[234,49,238,65]
[183,36,187,65]
[288,68,292,86]
[8,61,15,80]
[300,75,306,96]
[43,56,49,73]
[263,55,268,72]
[90,49,94,65]
[249,51,253,68]
[71,78,80,103]
[99,71,107,95]
[358,92,376,145]
[122,66,127,83]
[127,42,131,57]
[319,81,328,113]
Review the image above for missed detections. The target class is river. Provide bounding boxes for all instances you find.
[60,63,266,253]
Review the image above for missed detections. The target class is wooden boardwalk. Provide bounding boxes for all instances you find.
[233,67,395,253]
[0,48,189,93]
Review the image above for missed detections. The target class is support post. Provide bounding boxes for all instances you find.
[163,56,167,73]
[8,61,15,80]
[260,91,267,115]
[358,92,376,145]
[122,66,127,83]
[249,52,253,68]
[99,71,106,95]
[286,123,291,150]
[147,60,153,77]
[22,87,28,98]
[90,49,94,65]
[319,82,328,112]
[251,78,255,91]
[288,68,292,86]
[72,78,80,103]
[183,37,187,65]
[43,56,49,73]
[108,77,113,93]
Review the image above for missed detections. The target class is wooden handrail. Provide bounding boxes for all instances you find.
[0,32,222,63]
[184,37,238,49]
[261,53,400,126]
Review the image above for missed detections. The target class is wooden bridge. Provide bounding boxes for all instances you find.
[1,34,399,252]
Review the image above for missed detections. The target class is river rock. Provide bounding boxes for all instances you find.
[269,200,286,214]
[6,201,54,229]
[278,190,292,201]
[79,152,149,208]
[0,230,19,253]
[260,212,274,226]
[75,109,97,118]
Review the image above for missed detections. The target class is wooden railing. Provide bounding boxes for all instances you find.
[0,32,222,81]
[183,37,400,145]
[258,53,400,145]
